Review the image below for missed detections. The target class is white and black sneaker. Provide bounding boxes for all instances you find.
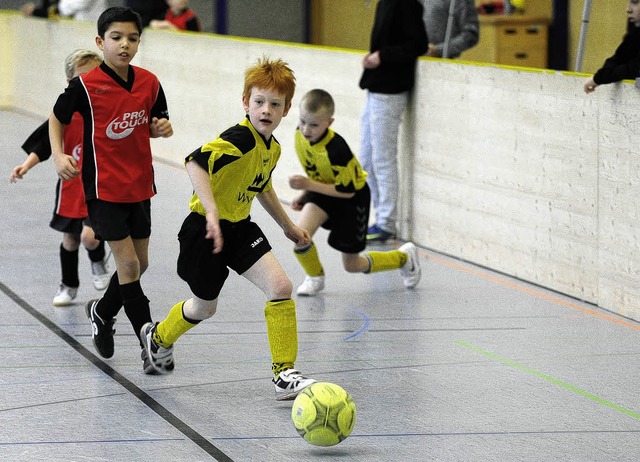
[140,322,174,375]
[85,299,115,358]
[273,368,316,401]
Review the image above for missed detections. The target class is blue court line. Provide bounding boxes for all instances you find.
[342,308,371,341]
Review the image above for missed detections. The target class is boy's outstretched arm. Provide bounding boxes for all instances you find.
[257,189,311,247]
[48,113,79,181]
[186,160,223,254]
[9,152,40,183]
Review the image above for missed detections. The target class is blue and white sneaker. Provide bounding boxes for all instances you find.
[366,224,395,242]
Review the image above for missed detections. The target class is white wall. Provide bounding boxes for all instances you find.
[3,14,640,321]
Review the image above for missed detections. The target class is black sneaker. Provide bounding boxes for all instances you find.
[140,322,175,375]
[85,299,115,358]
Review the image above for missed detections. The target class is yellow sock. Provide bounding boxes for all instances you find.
[265,299,298,376]
[294,242,324,277]
[155,301,197,347]
[366,250,408,273]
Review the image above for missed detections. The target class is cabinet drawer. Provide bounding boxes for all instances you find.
[496,23,547,50]
[495,49,547,68]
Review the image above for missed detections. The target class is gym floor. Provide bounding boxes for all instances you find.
[2,109,640,461]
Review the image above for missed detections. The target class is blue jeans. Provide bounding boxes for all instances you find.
[358,91,409,234]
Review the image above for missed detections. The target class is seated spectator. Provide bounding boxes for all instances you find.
[21,0,57,18]
[58,0,107,21]
[150,0,201,32]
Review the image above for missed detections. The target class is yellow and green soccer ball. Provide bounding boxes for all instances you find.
[291,382,356,447]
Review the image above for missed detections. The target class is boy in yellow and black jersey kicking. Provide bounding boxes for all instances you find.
[141,57,316,401]
[289,89,422,296]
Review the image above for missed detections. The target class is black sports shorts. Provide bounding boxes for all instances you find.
[305,183,370,254]
[177,212,272,300]
[49,214,91,235]
[87,199,151,241]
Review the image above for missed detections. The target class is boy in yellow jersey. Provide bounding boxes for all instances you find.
[289,89,421,296]
[141,57,317,400]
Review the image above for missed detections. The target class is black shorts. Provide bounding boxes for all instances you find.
[305,184,370,254]
[49,214,89,235]
[87,199,151,241]
[176,212,272,300]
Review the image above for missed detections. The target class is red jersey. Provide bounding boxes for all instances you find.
[21,115,87,218]
[53,63,170,203]
[165,8,201,31]
[57,112,87,218]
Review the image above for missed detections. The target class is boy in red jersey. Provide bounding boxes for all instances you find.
[50,7,173,371]
[10,49,111,307]
[150,0,201,32]
[140,57,317,401]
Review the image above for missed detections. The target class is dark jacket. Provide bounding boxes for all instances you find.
[593,20,640,85]
[359,0,428,94]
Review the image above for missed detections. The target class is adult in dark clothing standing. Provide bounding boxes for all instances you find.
[584,2,640,94]
[359,0,428,242]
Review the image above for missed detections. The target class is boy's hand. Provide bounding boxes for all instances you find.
[52,153,80,181]
[205,211,224,254]
[9,165,28,183]
[285,224,311,247]
[290,191,308,211]
[150,117,174,138]
[288,174,309,190]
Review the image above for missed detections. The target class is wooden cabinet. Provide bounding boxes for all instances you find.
[461,15,550,68]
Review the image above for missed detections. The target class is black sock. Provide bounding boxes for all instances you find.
[59,244,79,288]
[119,280,152,344]
[96,272,122,319]
[87,240,106,263]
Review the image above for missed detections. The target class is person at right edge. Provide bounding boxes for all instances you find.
[359,0,428,243]
[584,0,640,94]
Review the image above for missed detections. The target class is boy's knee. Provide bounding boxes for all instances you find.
[189,298,217,320]
[271,276,293,299]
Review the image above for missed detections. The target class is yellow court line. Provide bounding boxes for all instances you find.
[426,252,640,333]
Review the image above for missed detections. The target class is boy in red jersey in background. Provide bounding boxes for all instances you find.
[50,7,173,372]
[150,0,201,32]
[10,49,111,307]
[140,57,317,401]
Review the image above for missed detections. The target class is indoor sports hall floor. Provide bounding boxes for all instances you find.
[2,109,640,461]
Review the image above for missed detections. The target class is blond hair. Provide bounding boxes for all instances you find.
[64,49,101,80]
[243,57,296,106]
[301,89,335,117]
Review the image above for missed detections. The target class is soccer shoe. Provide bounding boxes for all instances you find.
[398,242,421,288]
[52,283,78,306]
[274,368,317,401]
[140,322,175,375]
[141,348,160,375]
[296,275,325,296]
[91,254,111,291]
[85,299,116,358]
[366,224,395,242]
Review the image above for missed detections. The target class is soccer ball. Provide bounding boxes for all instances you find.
[291,382,356,447]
